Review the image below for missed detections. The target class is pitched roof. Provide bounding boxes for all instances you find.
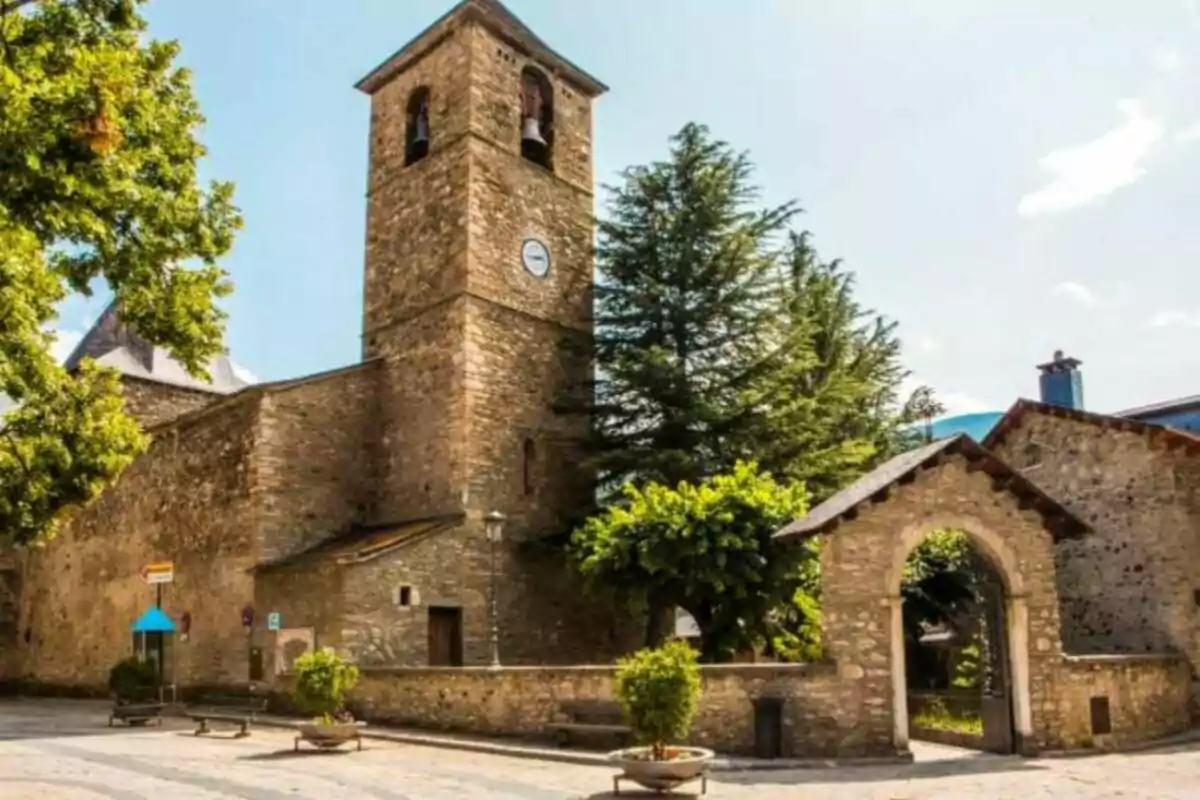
[982,398,1200,454]
[64,303,249,395]
[1116,393,1200,420]
[774,434,1091,542]
[253,513,465,572]
[355,0,607,96]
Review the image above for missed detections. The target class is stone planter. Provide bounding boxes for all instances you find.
[294,720,366,751]
[608,746,714,793]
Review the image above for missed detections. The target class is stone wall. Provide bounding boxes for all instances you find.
[251,364,380,562]
[256,517,643,671]
[343,663,848,757]
[9,396,264,688]
[121,376,221,429]
[990,414,1200,674]
[1045,654,1192,750]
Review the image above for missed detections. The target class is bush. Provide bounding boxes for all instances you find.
[292,648,360,722]
[614,640,702,760]
[107,657,158,702]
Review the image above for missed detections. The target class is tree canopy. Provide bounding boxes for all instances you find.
[577,122,927,502]
[0,0,241,546]
[571,461,818,661]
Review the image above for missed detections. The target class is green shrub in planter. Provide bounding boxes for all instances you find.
[292,648,360,723]
[107,657,158,703]
[614,640,702,760]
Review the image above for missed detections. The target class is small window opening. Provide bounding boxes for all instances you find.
[520,68,553,169]
[523,437,536,496]
[397,585,414,607]
[405,87,431,167]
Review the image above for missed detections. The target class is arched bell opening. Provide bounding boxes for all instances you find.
[519,67,554,170]
[405,86,431,167]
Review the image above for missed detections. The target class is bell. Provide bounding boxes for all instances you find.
[522,115,546,146]
[413,112,430,146]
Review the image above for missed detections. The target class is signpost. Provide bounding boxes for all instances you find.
[267,612,281,631]
[141,561,173,609]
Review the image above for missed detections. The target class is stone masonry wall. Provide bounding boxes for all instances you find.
[339,663,846,758]
[250,364,380,562]
[1044,654,1192,751]
[990,414,1200,675]
[256,517,642,671]
[815,456,1067,755]
[121,376,222,429]
[9,396,265,688]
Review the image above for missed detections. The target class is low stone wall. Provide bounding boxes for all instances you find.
[343,663,856,757]
[1048,654,1192,751]
[909,726,984,750]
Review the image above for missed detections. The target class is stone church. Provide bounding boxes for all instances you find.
[2,0,640,690]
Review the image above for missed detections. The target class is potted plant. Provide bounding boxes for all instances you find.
[108,656,159,705]
[609,640,713,791]
[292,648,365,750]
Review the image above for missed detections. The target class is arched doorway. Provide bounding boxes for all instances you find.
[885,517,1033,755]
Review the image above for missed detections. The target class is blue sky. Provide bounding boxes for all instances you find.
[53,0,1200,416]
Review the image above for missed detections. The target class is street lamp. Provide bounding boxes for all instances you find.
[483,510,506,669]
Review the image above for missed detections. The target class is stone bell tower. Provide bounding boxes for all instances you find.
[356,1,622,661]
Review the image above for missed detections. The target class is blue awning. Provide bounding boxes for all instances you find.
[131,607,176,633]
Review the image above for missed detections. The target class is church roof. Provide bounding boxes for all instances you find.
[982,398,1200,454]
[774,434,1091,542]
[355,0,608,97]
[64,303,249,395]
[253,513,465,572]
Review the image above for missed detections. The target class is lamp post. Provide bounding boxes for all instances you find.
[483,510,506,669]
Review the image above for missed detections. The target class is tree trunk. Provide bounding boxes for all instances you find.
[643,595,674,648]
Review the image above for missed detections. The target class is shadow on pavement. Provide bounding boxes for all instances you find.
[713,752,1044,785]
[239,748,352,762]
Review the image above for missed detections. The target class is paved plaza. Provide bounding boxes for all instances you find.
[0,700,1197,799]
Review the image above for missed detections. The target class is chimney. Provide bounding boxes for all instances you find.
[1036,350,1084,410]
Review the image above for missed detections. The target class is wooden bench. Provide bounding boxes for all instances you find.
[108,701,165,728]
[186,690,269,738]
[548,700,631,747]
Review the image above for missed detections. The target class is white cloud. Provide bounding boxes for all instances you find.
[910,335,941,354]
[1052,281,1104,308]
[50,329,84,364]
[1017,99,1165,217]
[230,361,259,385]
[1151,46,1185,73]
[1148,309,1200,328]
[1176,121,1200,142]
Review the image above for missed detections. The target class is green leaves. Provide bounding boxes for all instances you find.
[292,648,360,720]
[572,462,817,662]
[614,640,701,757]
[0,0,239,546]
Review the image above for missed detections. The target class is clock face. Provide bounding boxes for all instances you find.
[521,238,551,278]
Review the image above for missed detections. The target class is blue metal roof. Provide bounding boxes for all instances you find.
[131,607,176,633]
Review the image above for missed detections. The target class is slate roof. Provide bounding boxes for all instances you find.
[774,434,1091,542]
[1116,394,1200,420]
[253,513,465,572]
[982,398,1200,453]
[64,303,249,395]
[355,0,608,96]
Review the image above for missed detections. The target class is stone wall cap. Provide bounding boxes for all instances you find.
[355,0,608,97]
[983,398,1200,454]
[774,434,1091,542]
[1063,653,1189,666]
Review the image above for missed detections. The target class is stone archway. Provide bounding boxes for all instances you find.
[884,515,1033,753]
[775,435,1090,758]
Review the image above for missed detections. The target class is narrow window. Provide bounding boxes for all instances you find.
[405,87,431,167]
[398,585,413,607]
[523,437,536,496]
[519,67,554,169]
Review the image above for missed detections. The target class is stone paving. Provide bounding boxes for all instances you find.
[1,700,1198,798]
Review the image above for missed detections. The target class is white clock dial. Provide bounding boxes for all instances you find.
[521,238,551,278]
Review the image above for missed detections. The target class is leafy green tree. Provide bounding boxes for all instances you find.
[614,640,702,760]
[900,529,977,643]
[0,0,241,546]
[293,648,360,723]
[571,461,817,661]
[902,385,946,445]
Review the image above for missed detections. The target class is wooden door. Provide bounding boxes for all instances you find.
[427,607,463,666]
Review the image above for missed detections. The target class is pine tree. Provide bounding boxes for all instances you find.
[583,122,800,495]
[733,232,914,500]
